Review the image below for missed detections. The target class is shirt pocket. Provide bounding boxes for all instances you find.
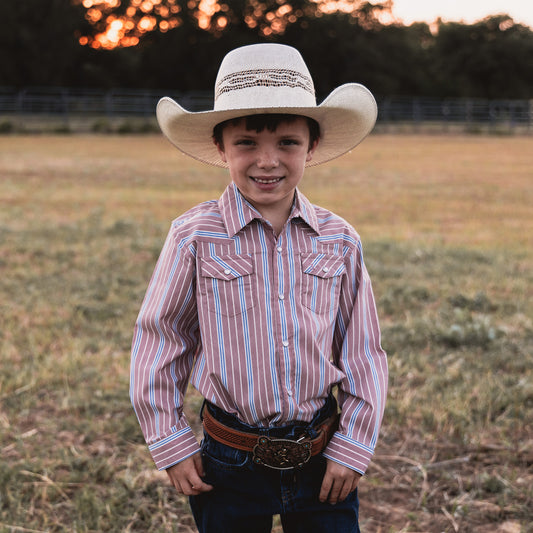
[301,253,346,315]
[199,254,255,317]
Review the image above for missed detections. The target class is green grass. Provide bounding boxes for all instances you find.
[0,134,532,532]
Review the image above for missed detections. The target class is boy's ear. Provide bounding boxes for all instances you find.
[306,138,319,163]
[214,138,227,163]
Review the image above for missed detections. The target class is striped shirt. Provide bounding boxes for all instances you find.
[130,183,388,474]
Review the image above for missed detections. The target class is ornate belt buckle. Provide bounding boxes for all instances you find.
[252,436,312,470]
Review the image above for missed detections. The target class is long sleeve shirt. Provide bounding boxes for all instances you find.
[130,183,388,475]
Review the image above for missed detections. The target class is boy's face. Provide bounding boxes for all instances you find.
[215,117,318,220]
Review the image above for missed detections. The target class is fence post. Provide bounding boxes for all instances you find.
[379,97,390,132]
[413,98,421,131]
[105,90,113,120]
[441,100,450,133]
[16,88,26,115]
[465,99,473,132]
[60,88,70,129]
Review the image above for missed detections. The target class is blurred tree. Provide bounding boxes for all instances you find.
[129,2,400,92]
[430,15,533,98]
[281,16,434,96]
[74,0,392,48]
[0,0,89,86]
[132,19,243,90]
[1,1,532,98]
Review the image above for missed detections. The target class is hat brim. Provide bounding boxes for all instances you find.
[156,83,377,167]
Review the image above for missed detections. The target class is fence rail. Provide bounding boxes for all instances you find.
[1,87,531,134]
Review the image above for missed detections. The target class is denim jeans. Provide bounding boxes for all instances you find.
[189,399,360,533]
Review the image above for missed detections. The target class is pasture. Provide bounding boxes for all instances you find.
[0,133,532,532]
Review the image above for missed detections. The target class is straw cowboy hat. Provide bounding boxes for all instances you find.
[156,43,377,167]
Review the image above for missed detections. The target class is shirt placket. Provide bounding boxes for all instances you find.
[272,230,297,420]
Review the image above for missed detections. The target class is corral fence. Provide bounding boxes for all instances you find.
[1,86,532,134]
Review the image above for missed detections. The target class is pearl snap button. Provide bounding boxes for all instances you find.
[224,269,231,275]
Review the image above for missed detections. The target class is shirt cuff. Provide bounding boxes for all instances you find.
[148,425,201,470]
[323,431,375,475]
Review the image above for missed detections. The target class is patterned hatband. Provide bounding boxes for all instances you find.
[215,68,315,102]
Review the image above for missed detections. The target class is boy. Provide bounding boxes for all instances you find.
[130,43,388,533]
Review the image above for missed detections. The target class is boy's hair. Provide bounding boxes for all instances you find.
[213,114,320,151]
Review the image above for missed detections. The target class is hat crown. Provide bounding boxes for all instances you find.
[214,43,317,111]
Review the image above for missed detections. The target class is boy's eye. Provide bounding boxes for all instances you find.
[235,139,255,146]
[280,138,300,147]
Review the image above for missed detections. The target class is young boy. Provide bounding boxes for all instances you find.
[130,43,388,533]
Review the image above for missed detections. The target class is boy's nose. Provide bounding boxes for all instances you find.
[256,148,279,169]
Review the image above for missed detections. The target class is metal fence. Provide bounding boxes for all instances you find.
[377,96,532,132]
[0,87,211,116]
[1,86,531,134]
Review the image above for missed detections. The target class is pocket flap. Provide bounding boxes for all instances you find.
[301,253,345,279]
[200,255,254,281]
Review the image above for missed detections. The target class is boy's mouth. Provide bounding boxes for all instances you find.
[250,176,283,184]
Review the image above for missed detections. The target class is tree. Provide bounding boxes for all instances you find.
[0,0,89,86]
[430,15,533,98]
[279,15,433,97]
[1,1,532,98]
[74,0,392,48]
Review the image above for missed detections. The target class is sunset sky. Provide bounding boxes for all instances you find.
[391,0,533,28]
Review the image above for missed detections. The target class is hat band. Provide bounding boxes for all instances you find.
[215,68,315,102]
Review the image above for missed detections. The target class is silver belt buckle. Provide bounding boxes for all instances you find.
[252,436,312,470]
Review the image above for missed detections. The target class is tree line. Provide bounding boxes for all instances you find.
[1,0,532,99]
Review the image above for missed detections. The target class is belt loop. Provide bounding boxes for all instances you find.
[199,400,207,421]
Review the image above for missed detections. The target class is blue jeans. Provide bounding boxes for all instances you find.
[189,400,360,533]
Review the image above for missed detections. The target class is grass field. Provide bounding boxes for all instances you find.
[0,133,532,532]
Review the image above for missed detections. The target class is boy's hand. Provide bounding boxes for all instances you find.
[166,453,214,496]
[319,459,361,505]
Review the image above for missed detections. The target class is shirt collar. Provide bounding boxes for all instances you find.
[291,189,321,235]
[219,183,321,237]
[219,183,259,237]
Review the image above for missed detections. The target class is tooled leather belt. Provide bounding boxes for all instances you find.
[202,406,339,470]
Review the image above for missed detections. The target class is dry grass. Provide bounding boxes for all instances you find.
[0,133,532,532]
[1,134,531,248]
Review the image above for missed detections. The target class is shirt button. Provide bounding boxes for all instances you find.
[224,269,231,275]
[277,246,283,253]
[287,389,293,397]
[278,294,285,300]
[282,340,289,347]
[322,267,329,273]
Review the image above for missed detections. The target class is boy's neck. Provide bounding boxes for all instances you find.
[261,206,290,237]
[243,190,296,237]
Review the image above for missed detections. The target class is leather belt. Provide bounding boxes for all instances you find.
[202,405,339,470]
